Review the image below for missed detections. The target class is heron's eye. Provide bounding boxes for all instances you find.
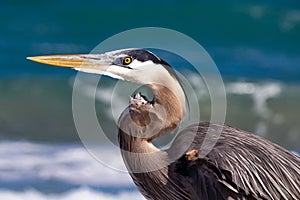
[123,57,132,65]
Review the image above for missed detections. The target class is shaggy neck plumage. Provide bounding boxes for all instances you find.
[118,72,186,153]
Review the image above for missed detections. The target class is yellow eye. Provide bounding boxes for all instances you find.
[123,57,132,65]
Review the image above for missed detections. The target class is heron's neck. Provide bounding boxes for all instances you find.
[149,82,186,136]
[118,71,186,151]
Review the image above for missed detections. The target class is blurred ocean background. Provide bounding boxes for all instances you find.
[1,0,300,199]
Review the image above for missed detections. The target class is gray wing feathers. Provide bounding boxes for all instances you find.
[181,123,300,199]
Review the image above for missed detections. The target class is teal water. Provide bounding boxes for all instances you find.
[1,1,300,80]
[0,1,300,199]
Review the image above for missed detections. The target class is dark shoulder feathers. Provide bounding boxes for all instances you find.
[169,122,300,199]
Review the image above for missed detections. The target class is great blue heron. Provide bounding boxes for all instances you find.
[28,48,300,200]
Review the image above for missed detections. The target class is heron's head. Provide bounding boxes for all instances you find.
[28,48,186,117]
[27,48,178,86]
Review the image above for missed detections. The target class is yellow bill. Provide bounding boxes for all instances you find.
[27,54,114,70]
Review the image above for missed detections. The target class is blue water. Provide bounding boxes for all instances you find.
[1,1,300,199]
[1,1,300,80]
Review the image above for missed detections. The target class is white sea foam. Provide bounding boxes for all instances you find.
[0,188,144,200]
[0,141,133,186]
[227,81,282,136]
[227,81,281,116]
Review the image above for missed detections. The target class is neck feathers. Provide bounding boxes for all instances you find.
[150,81,185,135]
[118,65,186,151]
